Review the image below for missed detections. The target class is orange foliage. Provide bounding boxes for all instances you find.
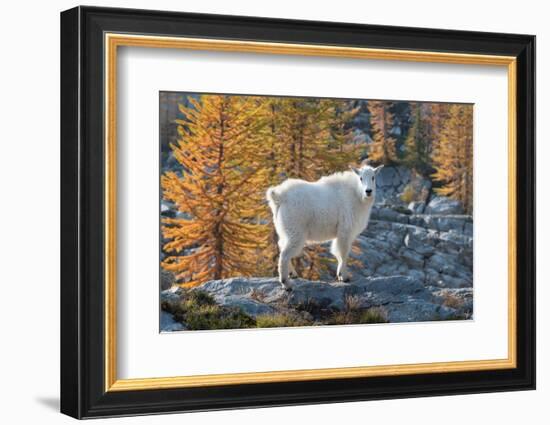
[161,95,271,287]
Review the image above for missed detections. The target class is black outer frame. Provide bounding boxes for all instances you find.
[60,6,535,419]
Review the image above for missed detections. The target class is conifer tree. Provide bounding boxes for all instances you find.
[323,100,361,173]
[367,101,398,165]
[403,103,430,174]
[431,104,474,213]
[161,95,271,287]
[276,98,332,180]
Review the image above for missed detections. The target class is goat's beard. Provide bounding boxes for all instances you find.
[362,193,375,203]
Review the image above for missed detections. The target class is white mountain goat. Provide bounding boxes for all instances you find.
[266,164,383,290]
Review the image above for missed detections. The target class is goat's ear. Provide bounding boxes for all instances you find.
[349,165,360,176]
[374,165,384,175]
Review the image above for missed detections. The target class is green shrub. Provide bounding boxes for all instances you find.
[184,304,256,330]
[162,289,389,331]
[162,289,256,330]
[185,290,217,307]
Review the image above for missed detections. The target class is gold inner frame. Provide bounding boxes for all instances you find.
[104,33,517,392]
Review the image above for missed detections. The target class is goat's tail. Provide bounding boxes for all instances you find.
[266,187,282,216]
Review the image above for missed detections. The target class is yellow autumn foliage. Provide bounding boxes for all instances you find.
[431,104,474,213]
[161,94,473,287]
[367,100,398,165]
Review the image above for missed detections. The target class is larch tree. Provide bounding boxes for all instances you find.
[425,103,450,165]
[161,94,272,287]
[431,104,474,213]
[427,103,450,143]
[367,101,398,165]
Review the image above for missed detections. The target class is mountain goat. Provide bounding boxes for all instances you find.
[266,164,383,290]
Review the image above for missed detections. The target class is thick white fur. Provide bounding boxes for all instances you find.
[266,165,383,289]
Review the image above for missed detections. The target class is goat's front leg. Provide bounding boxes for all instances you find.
[334,236,352,282]
[288,261,298,279]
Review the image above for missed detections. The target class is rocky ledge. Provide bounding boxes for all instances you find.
[161,275,472,331]
[160,166,474,331]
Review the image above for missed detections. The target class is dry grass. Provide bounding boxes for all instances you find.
[255,313,312,328]
[441,293,464,309]
[400,184,416,204]
[330,294,388,325]
[344,294,362,312]
[328,307,388,325]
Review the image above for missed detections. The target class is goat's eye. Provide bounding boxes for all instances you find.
[360,177,363,182]
[372,177,375,182]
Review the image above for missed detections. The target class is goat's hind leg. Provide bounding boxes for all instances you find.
[278,236,304,291]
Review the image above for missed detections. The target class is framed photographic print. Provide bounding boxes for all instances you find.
[60,6,535,419]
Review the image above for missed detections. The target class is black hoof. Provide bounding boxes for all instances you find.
[279,279,292,292]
